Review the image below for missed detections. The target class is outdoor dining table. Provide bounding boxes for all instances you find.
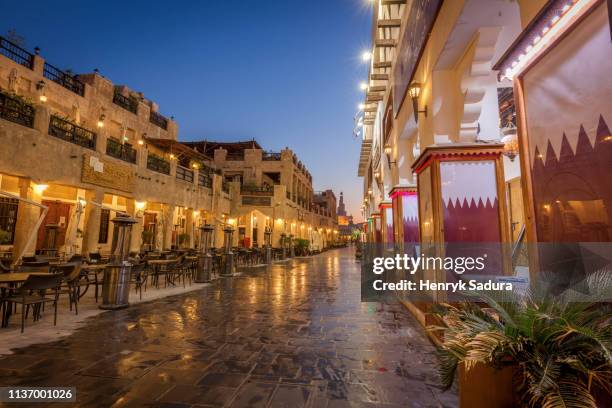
[147,259,178,287]
[0,272,50,284]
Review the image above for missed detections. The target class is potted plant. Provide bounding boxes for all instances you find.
[430,272,612,408]
[178,233,190,248]
[293,238,310,256]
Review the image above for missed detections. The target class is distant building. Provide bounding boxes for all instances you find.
[337,192,356,240]
[0,36,337,260]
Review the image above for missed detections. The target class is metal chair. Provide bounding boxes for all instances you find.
[57,260,85,315]
[3,274,62,333]
[130,262,147,300]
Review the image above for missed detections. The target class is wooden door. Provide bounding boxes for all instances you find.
[36,200,73,251]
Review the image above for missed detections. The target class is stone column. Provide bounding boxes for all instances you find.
[12,178,43,259]
[33,105,50,134]
[81,189,104,255]
[185,208,194,248]
[162,204,175,250]
[127,199,143,253]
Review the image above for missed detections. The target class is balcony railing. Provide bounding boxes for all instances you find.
[221,181,230,194]
[48,115,96,149]
[149,111,168,130]
[240,184,273,196]
[106,138,136,164]
[113,92,138,114]
[0,36,33,69]
[198,173,212,188]
[147,154,170,175]
[0,91,35,128]
[262,151,281,161]
[176,166,194,183]
[43,63,85,97]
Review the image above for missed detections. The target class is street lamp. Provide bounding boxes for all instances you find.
[264,226,273,264]
[408,81,428,123]
[222,225,235,276]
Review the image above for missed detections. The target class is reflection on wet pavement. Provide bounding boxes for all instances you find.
[0,247,457,407]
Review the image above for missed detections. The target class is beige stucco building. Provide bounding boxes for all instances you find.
[0,37,337,261]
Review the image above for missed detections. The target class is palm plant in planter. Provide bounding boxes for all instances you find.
[431,271,611,407]
[293,238,310,256]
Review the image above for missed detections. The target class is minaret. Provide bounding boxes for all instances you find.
[337,192,347,216]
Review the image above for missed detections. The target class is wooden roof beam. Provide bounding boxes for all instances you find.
[373,61,392,69]
[367,85,386,93]
[370,73,389,81]
[377,19,401,28]
[375,39,396,48]
[381,0,407,5]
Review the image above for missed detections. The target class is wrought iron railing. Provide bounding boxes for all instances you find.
[0,36,33,68]
[43,63,85,96]
[149,111,168,130]
[176,166,194,183]
[262,151,281,161]
[198,173,212,188]
[147,153,170,175]
[0,91,35,128]
[240,184,273,196]
[106,138,136,164]
[113,92,138,114]
[48,115,96,149]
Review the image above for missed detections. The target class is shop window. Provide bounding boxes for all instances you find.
[0,197,19,245]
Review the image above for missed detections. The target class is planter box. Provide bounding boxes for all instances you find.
[459,362,516,408]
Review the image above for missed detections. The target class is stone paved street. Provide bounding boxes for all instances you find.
[0,248,457,407]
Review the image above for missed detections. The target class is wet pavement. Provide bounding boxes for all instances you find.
[0,247,457,407]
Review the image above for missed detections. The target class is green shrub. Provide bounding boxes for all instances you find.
[431,271,612,407]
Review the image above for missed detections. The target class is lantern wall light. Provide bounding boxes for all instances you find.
[384,144,396,168]
[408,81,427,123]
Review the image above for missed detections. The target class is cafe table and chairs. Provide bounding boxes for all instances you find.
[0,273,62,332]
[147,258,179,288]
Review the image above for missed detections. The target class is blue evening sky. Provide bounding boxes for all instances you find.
[2,0,372,221]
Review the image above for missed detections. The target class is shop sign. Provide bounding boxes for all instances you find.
[81,153,135,192]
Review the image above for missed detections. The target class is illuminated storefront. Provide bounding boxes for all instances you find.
[495,0,612,277]
[389,184,418,254]
[412,143,511,297]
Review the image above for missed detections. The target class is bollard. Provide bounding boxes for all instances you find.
[100,214,137,310]
[195,224,214,283]
[222,225,235,276]
[264,226,272,265]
